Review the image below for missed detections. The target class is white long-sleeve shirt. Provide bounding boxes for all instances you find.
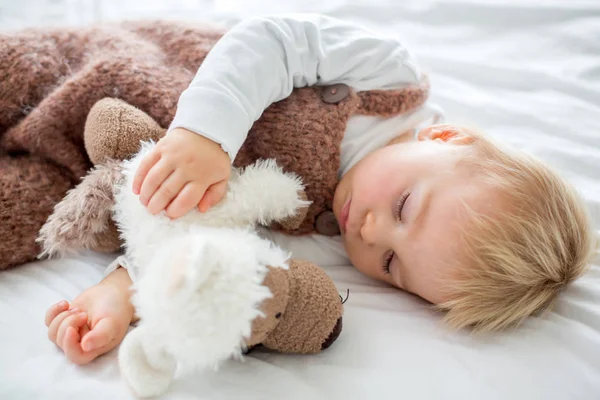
[169,14,443,177]
[107,14,443,277]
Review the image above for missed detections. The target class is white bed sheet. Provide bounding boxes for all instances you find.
[1,1,600,399]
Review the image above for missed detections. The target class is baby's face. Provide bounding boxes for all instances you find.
[333,125,497,305]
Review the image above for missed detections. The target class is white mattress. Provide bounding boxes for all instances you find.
[1,1,600,399]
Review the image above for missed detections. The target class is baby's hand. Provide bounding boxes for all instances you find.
[45,281,134,364]
[132,127,231,219]
[45,302,90,364]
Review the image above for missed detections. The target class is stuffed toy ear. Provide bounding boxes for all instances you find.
[118,326,177,398]
[229,159,310,227]
[84,98,166,165]
[275,189,310,230]
[37,160,123,258]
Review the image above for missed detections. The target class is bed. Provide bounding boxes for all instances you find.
[1,1,599,399]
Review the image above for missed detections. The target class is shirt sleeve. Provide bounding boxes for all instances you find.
[105,254,139,282]
[168,13,423,162]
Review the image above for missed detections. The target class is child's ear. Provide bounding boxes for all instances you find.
[417,124,475,145]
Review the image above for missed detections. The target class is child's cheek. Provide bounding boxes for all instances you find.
[366,182,386,203]
[357,172,386,207]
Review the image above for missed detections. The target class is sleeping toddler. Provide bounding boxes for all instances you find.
[44,14,596,364]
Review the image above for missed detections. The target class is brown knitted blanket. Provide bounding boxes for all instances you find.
[0,20,428,269]
[1,21,225,179]
[0,21,228,268]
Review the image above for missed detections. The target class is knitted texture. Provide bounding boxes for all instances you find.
[0,154,72,268]
[0,21,429,269]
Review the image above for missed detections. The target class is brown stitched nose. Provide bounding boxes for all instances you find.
[321,317,343,350]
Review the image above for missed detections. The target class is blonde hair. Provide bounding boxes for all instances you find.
[439,130,598,333]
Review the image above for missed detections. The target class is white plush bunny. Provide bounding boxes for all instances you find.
[112,143,309,397]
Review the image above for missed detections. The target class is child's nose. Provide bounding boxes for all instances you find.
[360,211,378,247]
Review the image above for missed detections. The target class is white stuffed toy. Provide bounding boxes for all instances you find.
[38,140,345,398]
[115,143,310,396]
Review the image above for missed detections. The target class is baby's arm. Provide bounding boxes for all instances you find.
[134,14,421,219]
[45,267,135,364]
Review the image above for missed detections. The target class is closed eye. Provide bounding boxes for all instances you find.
[382,250,393,274]
[395,191,410,222]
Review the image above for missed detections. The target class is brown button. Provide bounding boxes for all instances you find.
[321,84,350,104]
[315,210,341,236]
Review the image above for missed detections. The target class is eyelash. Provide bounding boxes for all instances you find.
[382,192,410,275]
[382,251,393,274]
[395,191,410,222]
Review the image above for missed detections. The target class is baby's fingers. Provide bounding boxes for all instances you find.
[45,300,68,327]
[48,308,80,342]
[139,160,174,207]
[166,183,206,219]
[198,180,228,213]
[81,318,117,353]
[63,327,95,365]
[57,312,88,349]
[80,323,90,339]
[147,172,187,215]
[132,149,160,195]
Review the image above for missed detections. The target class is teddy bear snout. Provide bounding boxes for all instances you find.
[321,316,343,350]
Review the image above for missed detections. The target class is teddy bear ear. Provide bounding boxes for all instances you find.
[84,98,166,164]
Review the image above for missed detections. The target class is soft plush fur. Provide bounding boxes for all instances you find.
[107,142,336,397]
[120,228,289,397]
[37,159,123,258]
[116,143,309,245]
